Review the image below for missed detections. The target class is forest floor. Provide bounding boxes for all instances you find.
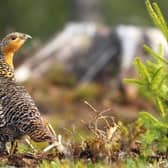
[0,78,166,168]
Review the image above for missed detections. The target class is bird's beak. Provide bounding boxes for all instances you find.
[25,34,32,39]
[21,33,32,40]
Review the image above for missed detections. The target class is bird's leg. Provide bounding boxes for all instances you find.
[0,142,8,155]
[10,140,18,155]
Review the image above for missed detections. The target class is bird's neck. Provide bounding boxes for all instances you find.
[4,51,14,69]
[0,56,15,79]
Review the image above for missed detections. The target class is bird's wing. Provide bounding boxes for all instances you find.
[0,103,6,127]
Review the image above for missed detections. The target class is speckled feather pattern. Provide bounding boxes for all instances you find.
[0,57,55,143]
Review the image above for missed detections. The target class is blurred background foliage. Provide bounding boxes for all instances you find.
[104,0,167,26]
[0,0,70,39]
[0,0,167,39]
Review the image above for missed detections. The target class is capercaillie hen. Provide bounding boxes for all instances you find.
[0,32,56,153]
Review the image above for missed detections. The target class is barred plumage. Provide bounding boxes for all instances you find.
[0,32,55,153]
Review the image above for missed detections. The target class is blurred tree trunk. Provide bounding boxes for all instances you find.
[71,0,103,22]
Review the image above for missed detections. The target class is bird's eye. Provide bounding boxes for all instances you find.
[10,35,17,40]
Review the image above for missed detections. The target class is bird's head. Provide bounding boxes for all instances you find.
[0,32,32,68]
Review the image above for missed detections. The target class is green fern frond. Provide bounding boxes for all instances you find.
[140,112,168,128]
[124,0,168,159]
[143,45,168,64]
[134,58,151,83]
[156,97,165,117]
[145,0,168,40]
[124,79,143,85]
